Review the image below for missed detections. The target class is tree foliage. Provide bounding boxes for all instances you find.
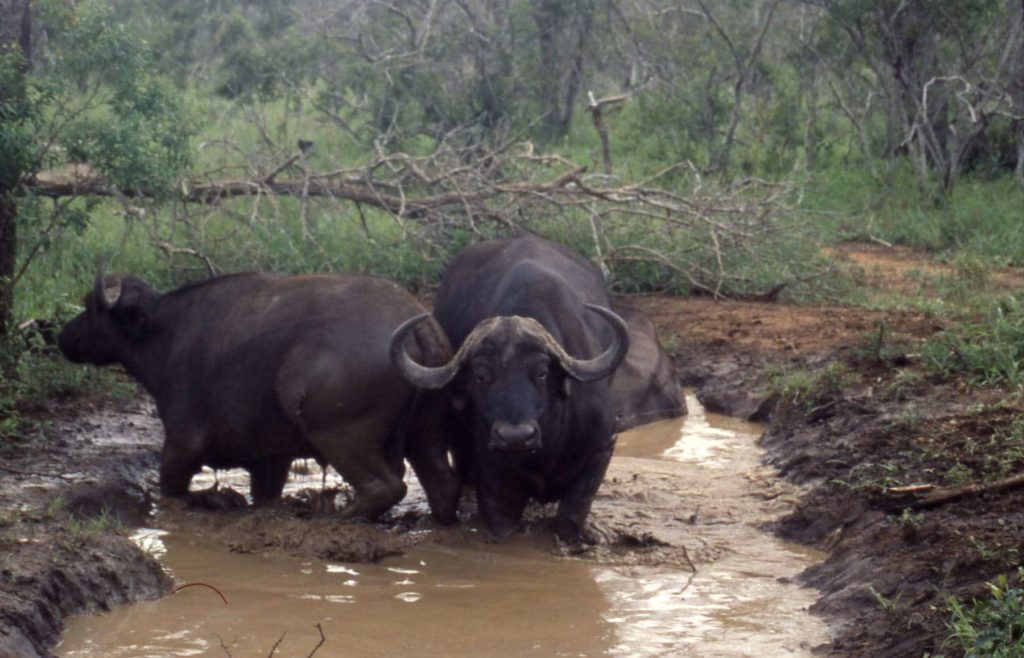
[2,0,1023,336]
[0,0,193,334]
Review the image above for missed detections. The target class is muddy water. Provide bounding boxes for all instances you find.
[57,395,828,656]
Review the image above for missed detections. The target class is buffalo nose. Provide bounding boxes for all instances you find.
[491,422,540,451]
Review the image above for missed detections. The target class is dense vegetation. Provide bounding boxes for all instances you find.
[1,1,1023,649]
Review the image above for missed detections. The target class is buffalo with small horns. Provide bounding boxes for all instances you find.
[390,234,630,542]
[58,269,460,522]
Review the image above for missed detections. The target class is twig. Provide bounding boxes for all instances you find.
[264,152,302,184]
[307,623,327,657]
[173,582,229,605]
[679,545,697,594]
[215,633,236,657]
[268,632,287,658]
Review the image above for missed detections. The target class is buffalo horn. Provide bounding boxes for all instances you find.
[92,262,122,311]
[93,265,109,311]
[390,313,461,390]
[391,304,629,388]
[550,304,630,382]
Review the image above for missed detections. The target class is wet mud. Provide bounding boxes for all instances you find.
[56,395,827,656]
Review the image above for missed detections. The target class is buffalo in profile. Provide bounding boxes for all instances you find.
[391,235,629,543]
[59,271,459,523]
[610,304,686,431]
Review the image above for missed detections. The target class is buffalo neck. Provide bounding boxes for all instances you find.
[113,299,183,399]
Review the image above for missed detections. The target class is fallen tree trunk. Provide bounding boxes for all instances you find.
[885,472,1024,510]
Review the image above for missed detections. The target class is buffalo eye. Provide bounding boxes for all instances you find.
[533,366,548,385]
[472,365,493,386]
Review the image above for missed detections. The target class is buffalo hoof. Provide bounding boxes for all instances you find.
[551,517,598,547]
[483,516,519,542]
[427,480,461,526]
[336,481,407,522]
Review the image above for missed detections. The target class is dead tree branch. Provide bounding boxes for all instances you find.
[886,472,1024,511]
[587,91,629,176]
[22,140,813,298]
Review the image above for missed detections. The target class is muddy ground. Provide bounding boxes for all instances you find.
[1,242,1022,657]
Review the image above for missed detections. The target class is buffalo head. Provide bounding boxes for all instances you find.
[391,305,629,453]
[58,267,159,365]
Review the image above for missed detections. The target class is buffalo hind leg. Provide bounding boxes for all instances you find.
[248,457,292,505]
[158,427,244,510]
[554,440,615,545]
[313,425,406,521]
[404,390,460,524]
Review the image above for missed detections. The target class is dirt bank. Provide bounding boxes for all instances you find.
[1,243,1021,656]
[0,399,170,657]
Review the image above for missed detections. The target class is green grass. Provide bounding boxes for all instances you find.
[806,166,1024,267]
[763,362,856,406]
[944,569,1024,658]
[921,294,1024,388]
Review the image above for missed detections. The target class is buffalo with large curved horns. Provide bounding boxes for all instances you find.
[391,234,630,543]
[59,268,460,523]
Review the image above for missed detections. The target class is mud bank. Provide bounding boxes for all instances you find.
[633,292,1024,657]
[0,400,170,658]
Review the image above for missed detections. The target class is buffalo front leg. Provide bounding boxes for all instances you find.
[476,466,530,541]
[158,427,205,499]
[248,457,292,505]
[553,439,615,545]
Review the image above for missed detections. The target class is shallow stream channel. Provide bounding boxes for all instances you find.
[56,395,829,656]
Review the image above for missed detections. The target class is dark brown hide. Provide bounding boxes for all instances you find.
[59,272,459,523]
[393,234,628,543]
[610,304,686,431]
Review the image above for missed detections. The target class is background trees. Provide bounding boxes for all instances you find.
[1,0,1023,340]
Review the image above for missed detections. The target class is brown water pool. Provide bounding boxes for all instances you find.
[57,395,829,656]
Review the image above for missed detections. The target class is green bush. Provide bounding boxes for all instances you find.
[945,569,1024,658]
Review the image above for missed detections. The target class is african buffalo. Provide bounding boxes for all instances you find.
[610,304,686,431]
[390,234,629,542]
[58,271,459,523]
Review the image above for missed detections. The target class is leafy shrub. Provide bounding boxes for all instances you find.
[945,569,1024,658]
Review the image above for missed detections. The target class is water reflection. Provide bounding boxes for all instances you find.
[614,393,763,466]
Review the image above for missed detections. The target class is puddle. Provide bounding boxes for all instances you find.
[614,393,764,466]
[57,394,829,657]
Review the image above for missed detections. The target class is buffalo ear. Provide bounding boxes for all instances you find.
[560,377,572,399]
[111,304,149,341]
